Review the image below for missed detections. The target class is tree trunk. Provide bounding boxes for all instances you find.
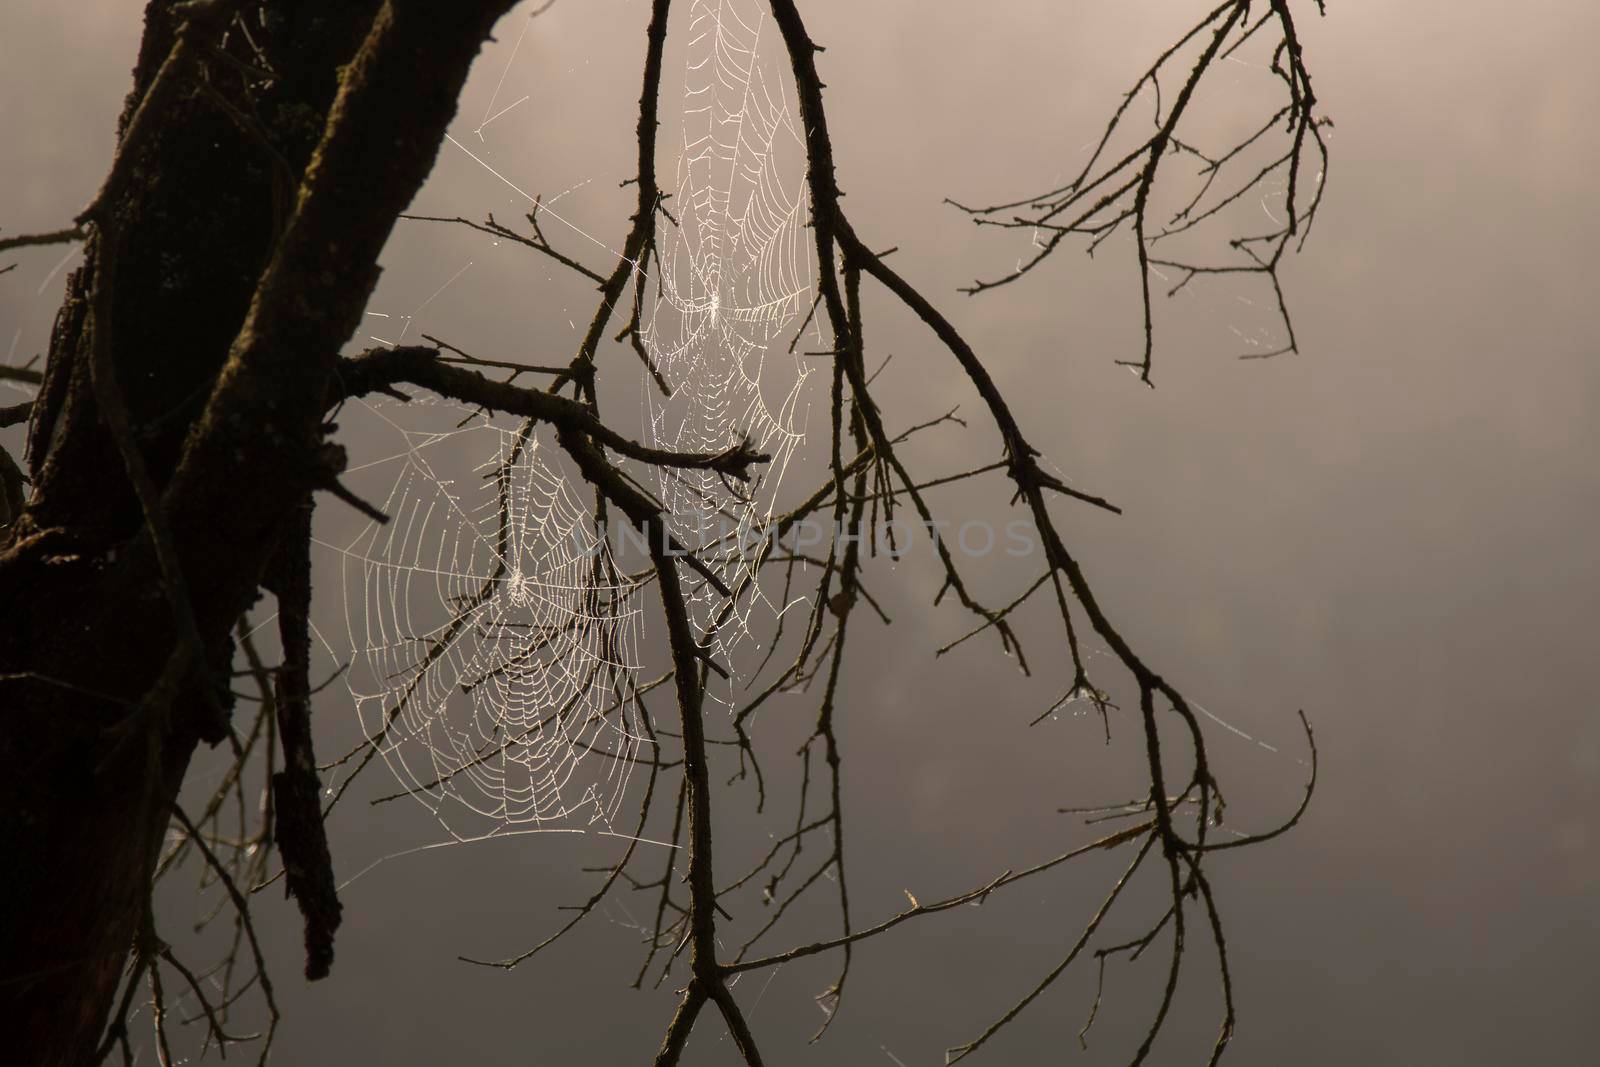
[0,3,516,1061]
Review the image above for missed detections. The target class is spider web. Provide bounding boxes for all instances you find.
[326,0,816,837]
[642,0,818,666]
[325,394,650,840]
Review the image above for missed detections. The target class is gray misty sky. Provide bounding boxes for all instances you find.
[3,1,1598,1065]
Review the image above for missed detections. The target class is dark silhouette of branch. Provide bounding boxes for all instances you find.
[334,344,769,480]
[950,0,1329,382]
[0,225,85,255]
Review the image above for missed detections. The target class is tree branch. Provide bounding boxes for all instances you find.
[334,345,768,479]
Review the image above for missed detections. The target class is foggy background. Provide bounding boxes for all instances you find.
[3,1,1597,1063]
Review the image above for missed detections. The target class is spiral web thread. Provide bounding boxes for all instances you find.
[642,0,818,667]
[326,395,649,839]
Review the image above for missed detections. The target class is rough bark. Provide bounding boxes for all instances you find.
[0,3,517,1062]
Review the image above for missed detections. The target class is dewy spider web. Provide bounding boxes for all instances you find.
[643,0,817,666]
[326,394,649,839]
[327,0,814,837]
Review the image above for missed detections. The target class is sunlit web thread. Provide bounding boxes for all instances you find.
[642,0,817,673]
[327,394,649,839]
